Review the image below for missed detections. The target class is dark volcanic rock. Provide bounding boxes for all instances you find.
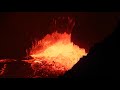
[61,20,120,79]
[0,60,34,78]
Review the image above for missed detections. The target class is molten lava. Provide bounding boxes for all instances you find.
[0,17,87,78]
[25,31,87,77]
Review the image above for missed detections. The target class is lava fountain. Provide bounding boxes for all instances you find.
[24,17,87,78]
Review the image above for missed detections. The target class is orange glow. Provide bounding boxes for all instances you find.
[30,32,87,69]
[23,17,87,78]
[24,31,87,77]
[0,17,87,78]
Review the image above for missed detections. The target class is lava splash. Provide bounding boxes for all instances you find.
[25,31,87,78]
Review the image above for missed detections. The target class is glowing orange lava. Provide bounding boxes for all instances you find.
[25,31,87,77]
[0,17,87,78]
[30,32,86,69]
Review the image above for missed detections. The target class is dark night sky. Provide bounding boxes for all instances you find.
[0,12,120,59]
